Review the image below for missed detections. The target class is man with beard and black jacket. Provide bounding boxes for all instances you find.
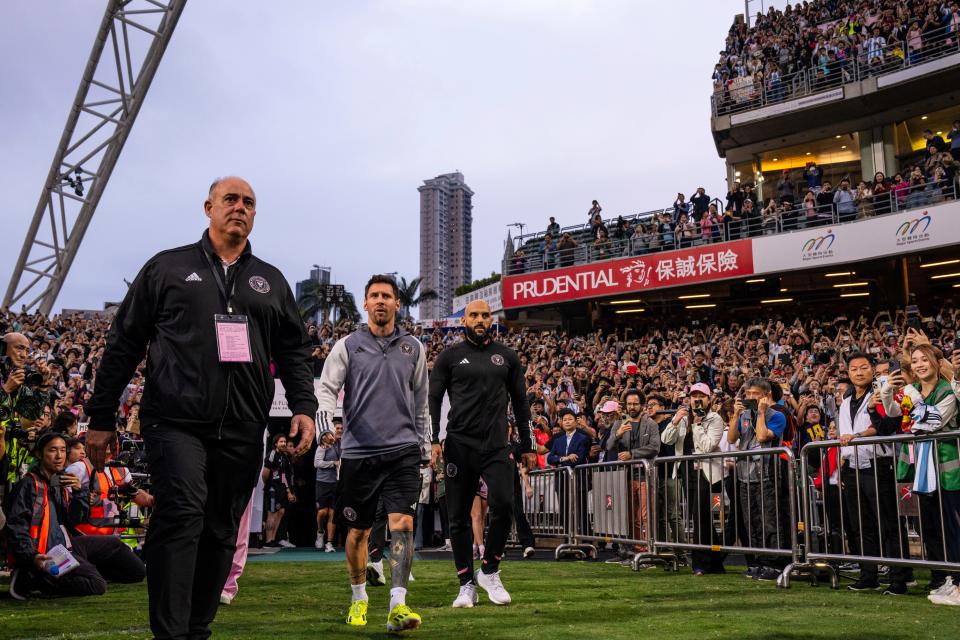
[85,177,317,640]
[429,300,536,609]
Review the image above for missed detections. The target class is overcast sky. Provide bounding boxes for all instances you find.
[0,0,740,317]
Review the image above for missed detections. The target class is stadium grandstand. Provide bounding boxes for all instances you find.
[501,0,960,331]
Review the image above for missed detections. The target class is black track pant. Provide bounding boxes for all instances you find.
[22,534,145,597]
[513,465,535,549]
[142,422,263,640]
[444,439,514,585]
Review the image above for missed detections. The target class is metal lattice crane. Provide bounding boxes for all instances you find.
[4,0,187,315]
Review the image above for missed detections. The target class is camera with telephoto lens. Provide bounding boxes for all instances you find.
[0,355,45,388]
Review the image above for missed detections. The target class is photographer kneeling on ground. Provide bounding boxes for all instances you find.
[4,430,145,600]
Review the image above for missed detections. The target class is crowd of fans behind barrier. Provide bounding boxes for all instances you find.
[2,299,960,602]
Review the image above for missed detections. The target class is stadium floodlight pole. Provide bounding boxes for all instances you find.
[3,0,187,315]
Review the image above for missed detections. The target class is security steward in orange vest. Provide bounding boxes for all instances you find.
[4,430,145,599]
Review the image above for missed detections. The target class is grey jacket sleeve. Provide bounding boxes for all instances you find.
[413,340,432,461]
[316,338,349,438]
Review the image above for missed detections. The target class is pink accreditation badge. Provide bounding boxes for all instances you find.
[215,314,253,363]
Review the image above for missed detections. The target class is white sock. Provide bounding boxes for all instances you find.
[390,587,407,610]
[351,583,368,602]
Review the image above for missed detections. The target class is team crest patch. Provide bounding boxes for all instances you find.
[400,343,414,355]
[342,507,357,522]
[248,275,270,294]
[446,463,458,478]
[490,354,505,366]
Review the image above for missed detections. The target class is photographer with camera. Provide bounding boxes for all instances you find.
[65,441,154,537]
[5,430,145,599]
[2,332,54,478]
[688,383,729,576]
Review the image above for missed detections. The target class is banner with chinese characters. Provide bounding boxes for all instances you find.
[501,240,754,309]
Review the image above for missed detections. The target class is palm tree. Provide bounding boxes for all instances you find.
[297,280,331,323]
[338,291,361,324]
[396,276,437,320]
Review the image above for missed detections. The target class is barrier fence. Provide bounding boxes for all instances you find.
[520,431,960,589]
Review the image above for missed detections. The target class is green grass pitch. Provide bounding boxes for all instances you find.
[1,557,957,639]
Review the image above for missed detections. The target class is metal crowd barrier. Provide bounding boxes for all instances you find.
[521,467,580,559]
[651,447,800,585]
[792,431,960,588]
[567,459,674,566]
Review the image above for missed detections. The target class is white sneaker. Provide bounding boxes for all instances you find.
[409,570,415,582]
[452,582,479,608]
[324,542,335,553]
[278,539,295,548]
[929,585,960,605]
[929,578,956,596]
[523,546,535,559]
[476,570,511,605]
[315,533,325,550]
[367,560,386,586]
[219,593,234,605]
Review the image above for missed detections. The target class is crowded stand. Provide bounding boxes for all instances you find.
[3,296,960,604]
[711,0,960,115]
[505,127,959,275]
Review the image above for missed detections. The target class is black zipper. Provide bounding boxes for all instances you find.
[217,369,233,441]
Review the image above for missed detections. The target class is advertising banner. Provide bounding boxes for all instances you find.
[502,240,754,309]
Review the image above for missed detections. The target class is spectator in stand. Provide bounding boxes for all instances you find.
[726,181,745,218]
[924,129,948,153]
[722,206,742,241]
[948,119,960,161]
[673,193,689,225]
[547,408,591,534]
[630,223,648,256]
[511,248,526,274]
[541,233,557,271]
[816,180,835,223]
[871,172,891,215]
[742,198,760,237]
[690,187,711,218]
[776,170,795,205]
[676,212,696,248]
[855,180,874,218]
[593,227,612,260]
[657,211,675,248]
[699,209,715,245]
[804,162,823,193]
[833,178,858,223]
[546,216,560,237]
[587,199,602,223]
[557,233,577,268]
[891,172,910,206]
[801,190,818,227]
[759,199,779,235]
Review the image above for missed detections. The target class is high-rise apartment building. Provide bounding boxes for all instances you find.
[419,172,473,320]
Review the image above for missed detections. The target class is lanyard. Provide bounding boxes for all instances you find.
[202,248,241,314]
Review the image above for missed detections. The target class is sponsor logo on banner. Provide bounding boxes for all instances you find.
[501,240,754,308]
[800,229,836,261]
[895,212,932,247]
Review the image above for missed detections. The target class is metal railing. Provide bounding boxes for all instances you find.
[521,466,581,558]
[503,178,958,277]
[651,447,800,585]
[526,430,960,593]
[792,431,960,585]
[712,22,960,118]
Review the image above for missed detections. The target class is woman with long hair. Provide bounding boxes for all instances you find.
[883,343,960,604]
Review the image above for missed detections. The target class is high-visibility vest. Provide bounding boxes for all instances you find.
[28,474,51,554]
[75,460,124,536]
